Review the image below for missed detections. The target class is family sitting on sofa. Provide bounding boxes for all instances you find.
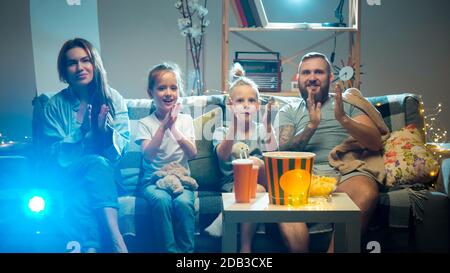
[37,37,439,253]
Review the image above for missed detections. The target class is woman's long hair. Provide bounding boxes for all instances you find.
[57,38,116,126]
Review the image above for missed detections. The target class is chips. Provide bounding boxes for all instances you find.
[310,175,337,197]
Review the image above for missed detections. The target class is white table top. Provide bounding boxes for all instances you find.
[222,192,360,213]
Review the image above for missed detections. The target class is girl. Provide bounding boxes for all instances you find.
[42,38,129,253]
[135,62,197,253]
[208,63,278,252]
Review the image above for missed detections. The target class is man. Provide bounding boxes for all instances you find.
[276,52,383,252]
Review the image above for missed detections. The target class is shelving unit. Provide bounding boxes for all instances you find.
[221,0,361,92]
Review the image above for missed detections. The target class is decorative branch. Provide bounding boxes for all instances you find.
[176,0,209,95]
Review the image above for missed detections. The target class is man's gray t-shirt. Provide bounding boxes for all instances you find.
[276,94,364,164]
[276,94,365,234]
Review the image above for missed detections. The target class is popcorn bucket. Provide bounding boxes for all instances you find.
[263,152,315,206]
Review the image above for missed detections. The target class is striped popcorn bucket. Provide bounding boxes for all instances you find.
[263,152,315,206]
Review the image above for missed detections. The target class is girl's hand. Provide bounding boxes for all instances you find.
[171,102,181,119]
[225,96,238,137]
[97,104,110,133]
[262,97,274,132]
[162,106,177,130]
[225,96,235,114]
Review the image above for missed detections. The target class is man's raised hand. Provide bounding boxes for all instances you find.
[307,90,321,128]
[334,82,347,122]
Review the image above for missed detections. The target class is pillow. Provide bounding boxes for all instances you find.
[189,107,223,191]
[192,106,222,158]
[384,124,439,186]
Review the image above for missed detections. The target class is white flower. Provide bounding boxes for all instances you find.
[187,0,199,6]
[202,19,210,28]
[178,18,191,30]
[180,28,191,37]
[197,6,208,18]
[174,0,182,9]
[188,1,199,13]
[190,26,202,38]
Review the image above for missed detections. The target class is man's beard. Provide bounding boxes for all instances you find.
[299,80,330,105]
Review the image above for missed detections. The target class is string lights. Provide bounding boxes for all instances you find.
[421,101,449,160]
[422,102,447,143]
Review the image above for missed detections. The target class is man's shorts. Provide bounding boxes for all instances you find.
[308,169,377,234]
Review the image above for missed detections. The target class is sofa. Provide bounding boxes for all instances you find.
[32,92,450,253]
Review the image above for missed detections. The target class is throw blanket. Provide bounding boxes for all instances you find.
[386,184,429,228]
[328,88,390,184]
[327,88,429,228]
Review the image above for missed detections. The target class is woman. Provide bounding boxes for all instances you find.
[42,38,129,253]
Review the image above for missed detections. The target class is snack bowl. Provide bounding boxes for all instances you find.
[310,169,340,198]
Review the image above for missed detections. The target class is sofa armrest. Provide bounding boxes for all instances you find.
[427,143,450,196]
[436,158,450,197]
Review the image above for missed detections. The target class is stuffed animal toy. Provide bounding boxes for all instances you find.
[148,162,199,194]
[231,142,250,159]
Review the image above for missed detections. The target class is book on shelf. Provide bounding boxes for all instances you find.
[247,0,262,27]
[252,0,323,30]
[253,0,268,28]
[233,0,269,28]
[232,0,248,27]
[232,0,353,30]
[231,0,266,28]
[231,0,244,27]
[239,0,256,27]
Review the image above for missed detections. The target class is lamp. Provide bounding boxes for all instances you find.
[322,0,346,27]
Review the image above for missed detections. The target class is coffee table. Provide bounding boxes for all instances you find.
[221,192,361,253]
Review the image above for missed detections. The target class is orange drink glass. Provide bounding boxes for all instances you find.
[232,159,253,203]
[248,165,259,199]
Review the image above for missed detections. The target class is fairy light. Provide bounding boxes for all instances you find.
[421,101,447,144]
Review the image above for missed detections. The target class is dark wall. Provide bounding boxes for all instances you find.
[362,0,450,127]
[0,0,36,140]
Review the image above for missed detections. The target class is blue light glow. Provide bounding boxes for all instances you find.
[28,196,46,213]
